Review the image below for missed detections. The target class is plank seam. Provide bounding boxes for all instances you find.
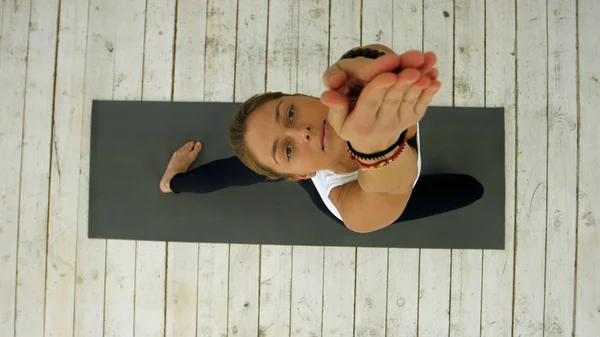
[170,0,179,101]
[510,0,520,334]
[288,246,294,337]
[264,0,270,92]
[448,3,457,337]
[14,0,33,333]
[352,247,358,337]
[572,0,581,333]
[201,0,209,96]
[232,0,240,101]
[320,248,326,337]
[480,2,488,335]
[43,1,63,335]
[257,245,263,336]
[384,249,390,337]
[163,245,169,337]
[543,0,550,335]
[72,0,95,333]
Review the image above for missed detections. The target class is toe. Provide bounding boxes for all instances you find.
[193,142,202,152]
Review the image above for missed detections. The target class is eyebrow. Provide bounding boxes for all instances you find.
[272,99,284,166]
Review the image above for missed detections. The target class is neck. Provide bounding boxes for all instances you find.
[329,151,360,173]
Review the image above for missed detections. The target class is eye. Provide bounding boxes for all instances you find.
[285,142,292,160]
[288,105,295,124]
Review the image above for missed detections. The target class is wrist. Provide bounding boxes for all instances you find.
[348,137,398,158]
[347,130,407,161]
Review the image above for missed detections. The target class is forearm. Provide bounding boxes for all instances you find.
[356,142,419,196]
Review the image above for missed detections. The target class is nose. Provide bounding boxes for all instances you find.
[288,126,311,142]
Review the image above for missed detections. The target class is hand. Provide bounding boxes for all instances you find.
[322,68,441,154]
[322,50,439,99]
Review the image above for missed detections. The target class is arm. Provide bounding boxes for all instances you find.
[321,65,438,233]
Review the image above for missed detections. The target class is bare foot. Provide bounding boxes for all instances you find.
[160,141,202,193]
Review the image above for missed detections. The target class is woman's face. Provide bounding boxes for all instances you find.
[244,95,347,179]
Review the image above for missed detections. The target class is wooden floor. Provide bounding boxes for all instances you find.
[1,0,598,336]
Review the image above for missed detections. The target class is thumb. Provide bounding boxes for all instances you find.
[322,64,348,90]
[320,89,350,135]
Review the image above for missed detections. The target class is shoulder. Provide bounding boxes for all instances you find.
[328,181,411,233]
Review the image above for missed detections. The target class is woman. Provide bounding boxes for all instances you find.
[159,44,483,233]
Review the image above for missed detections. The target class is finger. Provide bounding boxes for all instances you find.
[351,72,398,128]
[426,68,439,80]
[399,75,431,118]
[321,89,351,135]
[418,52,437,75]
[377,68,422,126]
[397,50,426,69]
[414,79,441,115]
[322,53,400,90]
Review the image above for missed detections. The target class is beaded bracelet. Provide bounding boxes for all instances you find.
[340,47,386,60]
[347,130,407,161]
[348,131,409,170]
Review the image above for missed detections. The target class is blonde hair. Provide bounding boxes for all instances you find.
[227,92,295,180]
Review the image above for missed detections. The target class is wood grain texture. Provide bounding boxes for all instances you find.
[575,0,600,335]
[44,0,90,336]
[14,0,58,336]
[513,0,548,336]
[0,0,30,335]
[545,0,578,336]
[481,0,516,336]
[73,0,118,335]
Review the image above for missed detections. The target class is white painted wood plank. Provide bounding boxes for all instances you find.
[134,244,166,337]
[450,1,484,336]
[196,1,236,336]
[73,0,118,335]
[173,0,207,101]
[258,2,298,335]
[228,245,260,336]
[165,243,198,337]
[481,0,516,335]
[103,2,145,337]
[13,0,57,336]
[355,249,388,337]
[423,0,453,107]
[290,247,324,337]
[166,1,208,336]
[197,244,229,337]
[544,1,578,336]
[141,0,176,100]
[226,1,267,335]
[392,0,423,51]
[0,0,30,335]
[134,1,176,336]
[354,2,392,336]
[575,0,600,335]
[44,0,90,335]
[387,249,420,337]
[321,2,358,337]
[419,1,453,336]
[289,1,328,336]
[387,2,422,336]
[513,0,548,336]
[322,247,356,337]
[259,246,292,337]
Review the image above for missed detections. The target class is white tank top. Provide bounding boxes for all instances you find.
[310,124,422,221]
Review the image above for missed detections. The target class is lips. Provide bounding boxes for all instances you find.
[320,120,327,151]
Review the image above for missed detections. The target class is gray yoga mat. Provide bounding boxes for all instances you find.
[88,100,505,249]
